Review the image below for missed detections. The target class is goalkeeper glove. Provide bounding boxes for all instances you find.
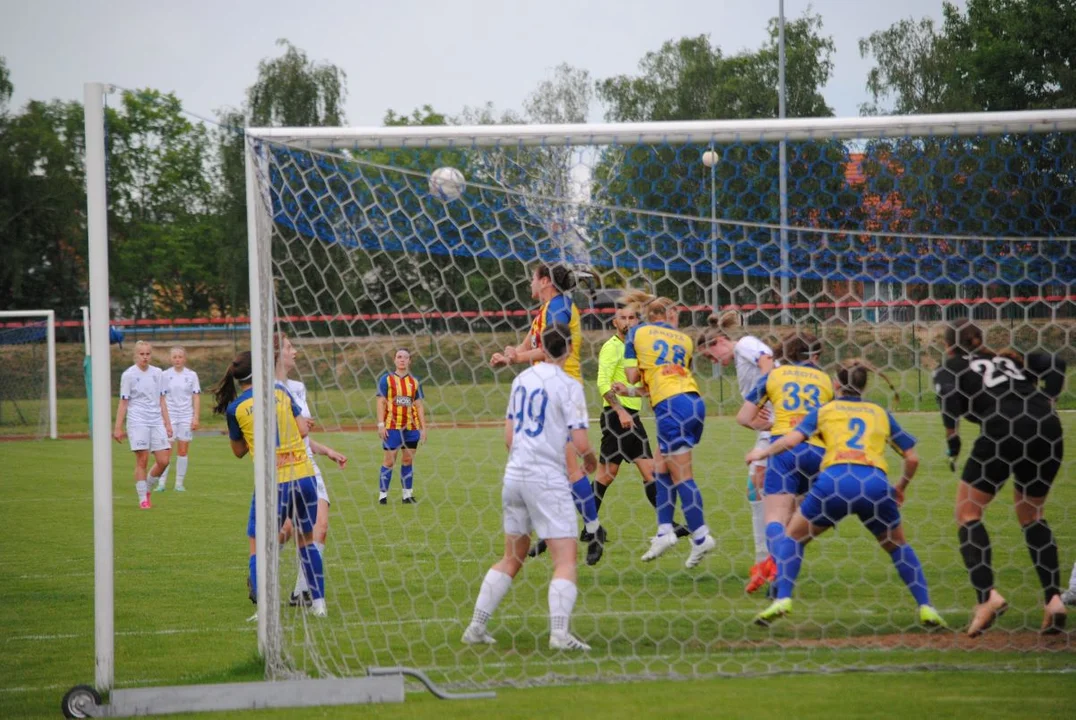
[946,435,961,473]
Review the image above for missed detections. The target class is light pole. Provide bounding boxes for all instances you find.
[778,0,791,326]
[702,146,720,379]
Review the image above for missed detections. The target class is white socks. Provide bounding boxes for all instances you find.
[176,456,188,487]
[1068,561,1076,591]
[750,500,767,562]
[584,519,601,535]
[471,569,513,628]
[295,542,326,594]
[136,480,148,502]
[657,522,675,537]
[548,578,578,635]
[150,474,162,491]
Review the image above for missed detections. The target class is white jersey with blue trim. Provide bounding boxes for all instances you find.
[503,363,588,483]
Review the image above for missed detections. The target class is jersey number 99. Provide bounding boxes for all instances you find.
[512,387,548,437]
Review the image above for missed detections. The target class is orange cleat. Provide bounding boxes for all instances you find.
[746,556,776,594]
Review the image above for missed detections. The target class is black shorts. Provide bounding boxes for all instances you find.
[599,407,653,465]
[962,415,1064,498]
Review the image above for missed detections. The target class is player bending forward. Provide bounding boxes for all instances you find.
[748,360,946,630]
[462,323,597,650]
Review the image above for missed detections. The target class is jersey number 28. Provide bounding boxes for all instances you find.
[968,357,1026,388]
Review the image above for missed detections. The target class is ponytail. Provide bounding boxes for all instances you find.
[697,310,740,348]
[212,350,253,415]
[836,358,900,403]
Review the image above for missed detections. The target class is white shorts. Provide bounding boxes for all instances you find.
[502,475,576,540]
[314,463,330,504]
[129,424,170,453]
[750,432,771,471]
[170,422,193,443]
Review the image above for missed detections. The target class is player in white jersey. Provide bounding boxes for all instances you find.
[274,334,348,607]
[463,324,597,651]
[158,347,200,492]
[113,341,172,509]
[696,311,776,593]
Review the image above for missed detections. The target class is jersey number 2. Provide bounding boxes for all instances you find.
[513,387,548,437]
[847,417,867,450]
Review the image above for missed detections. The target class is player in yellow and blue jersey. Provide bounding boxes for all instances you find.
[746,360,946,630]
[212,350,327,617]
[612,291,716,569]
[737,332,832,580]
[490,263,603,563]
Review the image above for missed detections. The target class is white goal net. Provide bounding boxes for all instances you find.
[245,113,1075,687]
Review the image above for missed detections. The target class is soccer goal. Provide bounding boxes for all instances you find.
[0,310,57,440]
[243,110,1075,687]
[80,77,1076,716]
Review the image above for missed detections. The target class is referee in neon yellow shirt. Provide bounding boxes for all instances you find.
[594,304,688,537]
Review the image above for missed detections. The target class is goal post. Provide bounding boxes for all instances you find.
[0,309,58,440]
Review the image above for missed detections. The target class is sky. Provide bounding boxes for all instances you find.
[1,0,963,125]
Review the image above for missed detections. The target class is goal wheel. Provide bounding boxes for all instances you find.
[61,685,102,718]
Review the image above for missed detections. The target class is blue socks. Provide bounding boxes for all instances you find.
[765,521,785,557]
[890,544,931,606]
[401,464,414,491]
[298,544,325,601]
[655,472,675,527]
[772,534,804,600]
[570,476,599,525]
[675,479,706,538]
[379,466,392,493]
[248,554,257,597]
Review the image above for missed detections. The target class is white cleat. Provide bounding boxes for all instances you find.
[156,483,166,493]
[685,534,716,569]
[461,624,497,645]
[1061,589,1076,608]
[310,599,328,617]
[641,532,678,562]
[549,632,590,651]
[246,612,258,623]
[174,484,186,492]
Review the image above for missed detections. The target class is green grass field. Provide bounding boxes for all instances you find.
[2,415,1074,719]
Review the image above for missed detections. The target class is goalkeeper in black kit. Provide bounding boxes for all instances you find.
[933,319,1066,637]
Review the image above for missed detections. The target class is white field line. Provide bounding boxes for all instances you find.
[6,606,973,644]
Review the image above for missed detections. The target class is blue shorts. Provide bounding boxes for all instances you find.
[799,464,901,537]
[383,429,421,451]
[653,393,705,455]
[764,440,824,496]
[246,475,319,538]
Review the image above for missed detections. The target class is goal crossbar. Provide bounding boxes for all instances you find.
[248,108,1076,148]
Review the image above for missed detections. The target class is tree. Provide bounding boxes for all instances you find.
[105,89,217,318]
[213,39,350,317]
[592,13,841,304]
[0,56,89,315]
[857,0,1076,300]
[248,39,347,127]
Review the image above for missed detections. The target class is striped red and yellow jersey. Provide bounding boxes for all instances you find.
[377,372,424,430]
[528,294,582,381]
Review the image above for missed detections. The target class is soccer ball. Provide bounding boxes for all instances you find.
[429,166,466,202]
